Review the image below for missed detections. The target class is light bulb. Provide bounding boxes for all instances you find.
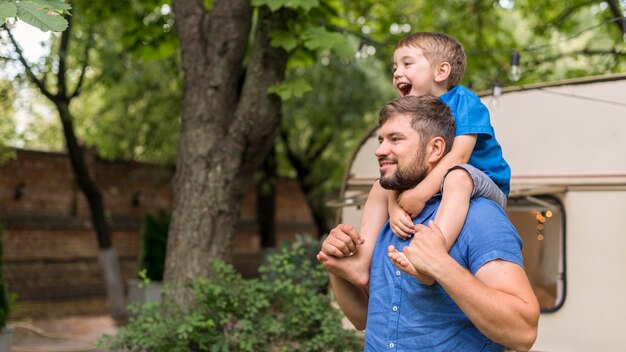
[490,82,501,109]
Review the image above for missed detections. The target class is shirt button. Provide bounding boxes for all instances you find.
[396,270,401,276]
[392,306,398,312]
[389,342,395,348]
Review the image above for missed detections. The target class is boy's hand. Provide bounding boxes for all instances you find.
[320,224,364,258]
[389,202,414,239]
[398,188,426,218]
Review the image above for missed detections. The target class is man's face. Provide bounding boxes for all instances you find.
[393,46,437,97]
[375,114,428,191]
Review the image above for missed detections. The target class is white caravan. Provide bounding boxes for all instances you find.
[332,73,626,351]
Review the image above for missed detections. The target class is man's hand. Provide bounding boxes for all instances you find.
[319,224,364,258]
[398,188,426,218]
[403,221,449,278]
[388,245,435,285]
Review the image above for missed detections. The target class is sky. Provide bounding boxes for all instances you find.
[1,20,51,76]
[2,21,53,144]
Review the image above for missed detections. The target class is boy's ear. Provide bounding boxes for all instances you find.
[434,62,452,83]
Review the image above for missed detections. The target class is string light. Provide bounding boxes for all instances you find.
[509,50,521,82]
[465,16,626,84]
[490,81,502,108]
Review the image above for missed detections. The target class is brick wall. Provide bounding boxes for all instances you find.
[0,149,316,301]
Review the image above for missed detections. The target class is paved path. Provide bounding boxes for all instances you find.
[11,316,117,352]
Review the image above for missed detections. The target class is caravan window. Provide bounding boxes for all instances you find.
[506,195,565,312]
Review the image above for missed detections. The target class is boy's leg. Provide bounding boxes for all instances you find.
[449,164,507,208]
[403,164,506,281]
[318,180,388,288]
[435,163,506,248]
[389,167,473,283]
[433,166,474,250]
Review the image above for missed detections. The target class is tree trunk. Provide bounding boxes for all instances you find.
[57,103,126,318]
[6,15,127,319]
[165,0,291,306]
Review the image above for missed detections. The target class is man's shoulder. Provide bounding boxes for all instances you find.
[456,198,523,273]
[462,198,514,235]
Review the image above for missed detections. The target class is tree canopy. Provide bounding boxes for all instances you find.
[1,0,624,298]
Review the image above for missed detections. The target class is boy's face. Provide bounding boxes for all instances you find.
[393,46,437,97]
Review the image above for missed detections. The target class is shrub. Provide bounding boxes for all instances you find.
[102,236,361,351]
[138,210,169,281]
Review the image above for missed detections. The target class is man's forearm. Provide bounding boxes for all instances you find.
[329,274,369,331]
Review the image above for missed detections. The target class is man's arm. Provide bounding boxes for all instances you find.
[404,222,540,351]
[328,274,369,331]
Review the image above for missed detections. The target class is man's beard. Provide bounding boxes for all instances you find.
[379,151,428,191]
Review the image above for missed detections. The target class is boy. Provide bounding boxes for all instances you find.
[317,32,510,285]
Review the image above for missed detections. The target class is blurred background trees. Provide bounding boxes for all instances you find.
[1,0,624,289]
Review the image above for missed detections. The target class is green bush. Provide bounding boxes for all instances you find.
[0,225,9,328]
[101,236,361,351]
[139,210,170,281]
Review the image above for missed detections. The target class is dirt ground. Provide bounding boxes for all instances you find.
[9,297,119,352]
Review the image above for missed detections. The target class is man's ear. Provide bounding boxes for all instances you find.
[434,62,451,83]
[426,137,447,164]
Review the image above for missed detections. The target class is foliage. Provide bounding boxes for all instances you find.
[0,224,8,328]
[70,0,182,164]
[102,237,361,351]
[277,51,394,234]
[139,209,169,281]
[0,79,17,163]
[0,0,71,32]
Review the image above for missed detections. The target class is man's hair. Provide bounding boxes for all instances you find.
[379,95,455,155]
[396,32,466,89]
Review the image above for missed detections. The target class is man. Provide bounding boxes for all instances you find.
[318,95,539,351]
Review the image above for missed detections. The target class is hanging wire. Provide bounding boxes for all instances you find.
[466,16,626,56]
[536,87,626,108]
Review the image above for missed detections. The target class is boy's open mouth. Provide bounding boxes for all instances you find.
[397,82,412,96]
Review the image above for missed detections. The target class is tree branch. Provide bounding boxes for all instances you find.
[605,0,626,35]
[528,47,626,68]
[538,0,596,32]
[3,25,56,101]
[69,28,94,99]
[57,15,72,99]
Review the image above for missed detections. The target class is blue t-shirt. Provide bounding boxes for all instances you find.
[364,197,523,352]
[439,85,511,195]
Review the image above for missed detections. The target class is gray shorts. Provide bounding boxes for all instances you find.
[441,164,507,209]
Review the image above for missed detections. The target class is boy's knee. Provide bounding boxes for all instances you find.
[443,168,474,192]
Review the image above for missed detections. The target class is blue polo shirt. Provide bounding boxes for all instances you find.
[440,85,511,195]
[364,196,523,351]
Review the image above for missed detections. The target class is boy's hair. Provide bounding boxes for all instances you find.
[379,95,455,155]
[396,32,466,89]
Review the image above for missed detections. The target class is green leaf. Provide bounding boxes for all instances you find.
[0,2,17,22]
[252,0,320,11]
[301,26,353,57]
[203,0,214,11]
[16,2,68,32]
[267,78,312,100]
[252,0,285,11]
[25,0,71,11]
[292,0,319,11]
[270,30,298,51]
